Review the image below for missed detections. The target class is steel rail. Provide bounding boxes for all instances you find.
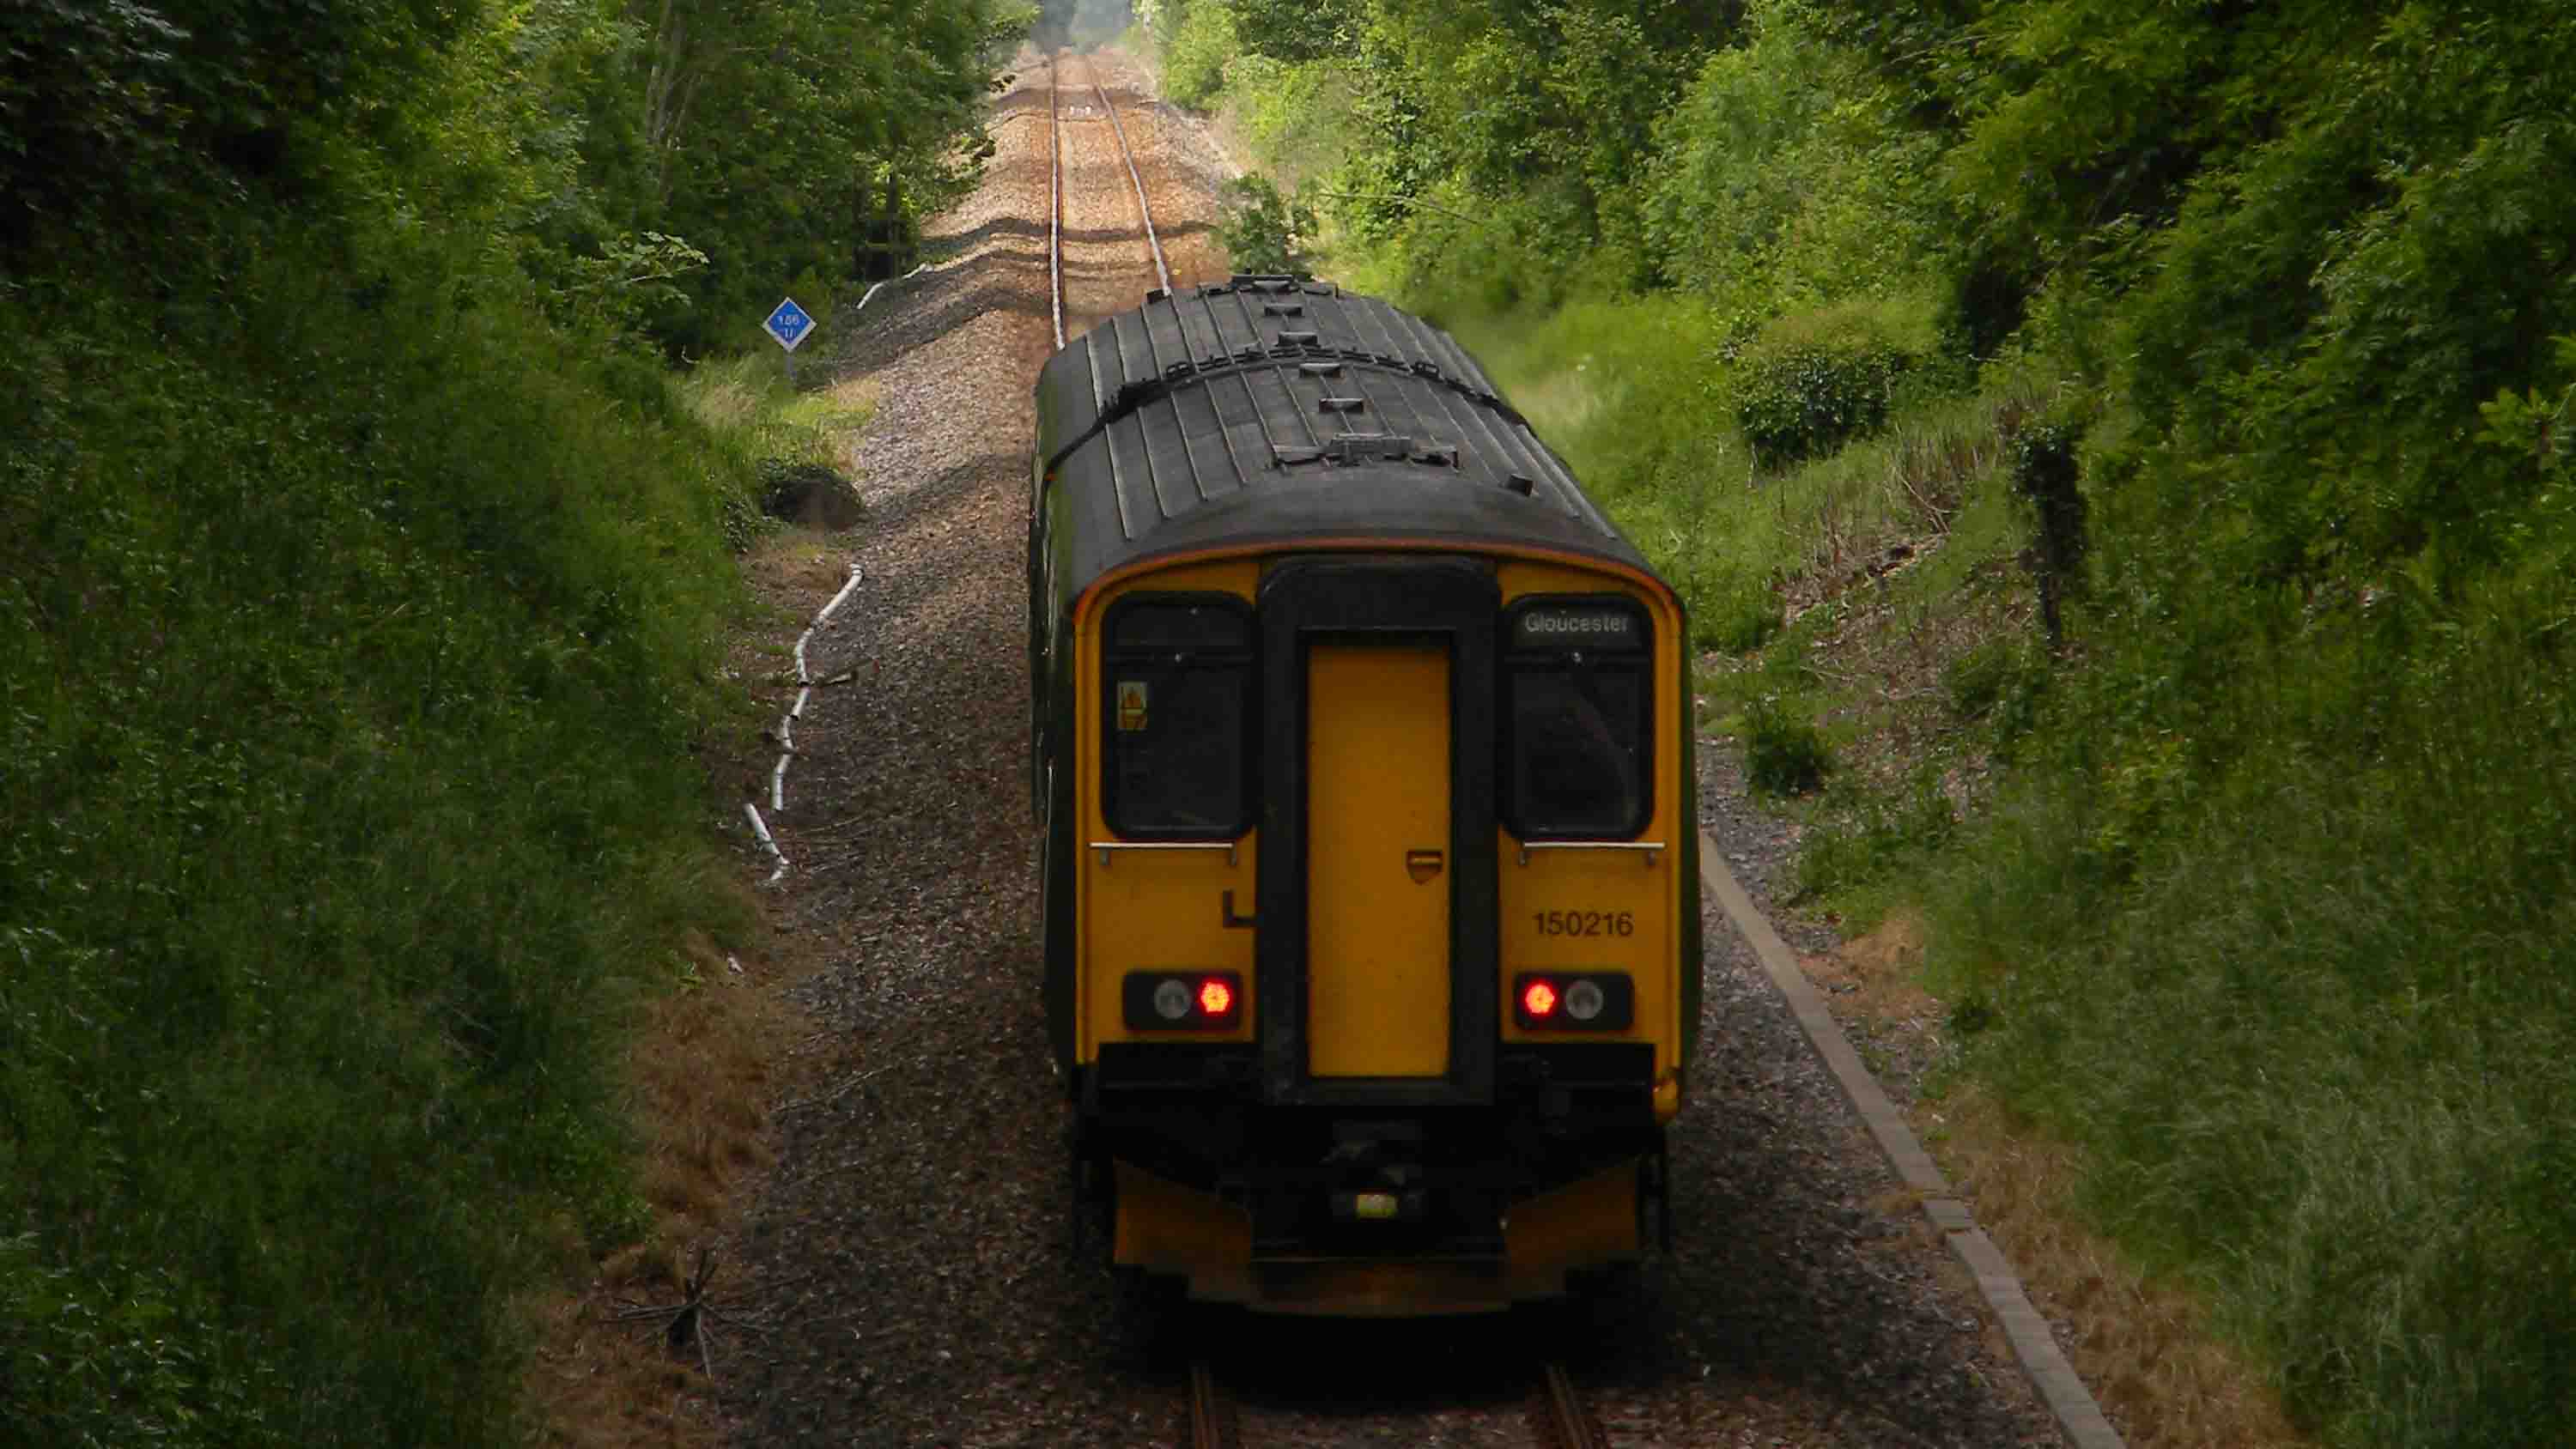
[1089,70,1173,296]
[1048,52,1066,349]
[1534,1361,1613,1449]
[1187,1358,1237,1449]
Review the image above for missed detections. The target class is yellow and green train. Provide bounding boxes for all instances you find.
[1029,278,1702,1315]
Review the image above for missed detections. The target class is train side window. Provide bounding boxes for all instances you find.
[1103,596,1255,837]
[1503,597,1651,839]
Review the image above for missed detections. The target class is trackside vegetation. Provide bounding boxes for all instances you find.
[2,0,1017,1440]
[1157,0,2576,1442]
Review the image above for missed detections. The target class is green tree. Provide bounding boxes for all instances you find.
[601,0,1019,346]
[1223,0,1362,63]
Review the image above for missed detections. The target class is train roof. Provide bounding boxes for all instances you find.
[1033,278,1656,599]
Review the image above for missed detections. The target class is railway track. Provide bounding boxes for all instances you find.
[722,45,2090,1449]
[1042,52,1641,1446]
[1047,47,1172,349]
[1182,1354,1616,1449]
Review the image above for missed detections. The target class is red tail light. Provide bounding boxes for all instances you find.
[1121,971,1244,1031]
[1512,973,1633,1031]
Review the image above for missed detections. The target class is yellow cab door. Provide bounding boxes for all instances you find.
[1255,557,1498,1106]
[1304,643,1451,1076]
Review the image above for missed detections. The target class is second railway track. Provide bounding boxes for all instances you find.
[1048,48,1172,350]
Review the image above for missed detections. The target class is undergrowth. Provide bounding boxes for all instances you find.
[0,225,763,1445]
[1929,601,2576,1442]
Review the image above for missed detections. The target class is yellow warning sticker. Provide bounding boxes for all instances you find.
[1116,680,1149,731]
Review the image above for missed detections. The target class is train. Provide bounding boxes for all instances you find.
[1029,277,1703,1315]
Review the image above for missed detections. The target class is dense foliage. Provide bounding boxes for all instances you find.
[1164,0,2576,1441]
[3,0,1022,346]
[3,0,1015,1440]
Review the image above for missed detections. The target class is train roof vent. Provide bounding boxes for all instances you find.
[1269,434,1458,469]
[1505,472,1537,496]
[1318,397,1367,414]
[1322,433,1416,464]
[1276,329,1321,346]
[1298,361,1344,377]
[1262,301,1305,318]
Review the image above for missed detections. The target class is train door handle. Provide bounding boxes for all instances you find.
[1221,889,1257,930]
[1405,849,1443,884]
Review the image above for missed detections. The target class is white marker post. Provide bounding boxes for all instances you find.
[764,296,816,385]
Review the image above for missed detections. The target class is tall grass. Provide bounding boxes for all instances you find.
[1930,597,2576,1444]
[0,227,759,1444]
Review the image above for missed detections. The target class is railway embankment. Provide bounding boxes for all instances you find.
[1,216,775,1445]
[4,0,1008,1439]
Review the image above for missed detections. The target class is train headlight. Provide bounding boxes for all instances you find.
[1123,971,1245,1031]
[1511,972,1633,1031]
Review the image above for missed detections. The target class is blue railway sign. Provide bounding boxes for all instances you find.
[764,296,816,353]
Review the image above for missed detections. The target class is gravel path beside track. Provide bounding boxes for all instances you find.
[719,45,2077,1447]
[722,48,1129,1446]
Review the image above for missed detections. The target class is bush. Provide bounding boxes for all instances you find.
[1941,636,2048,746]
[1225,55,1361,176]
[1217,175,1320,276]
[1641,2,1947,318]
[1159,0,1239,109]
[1794,768,1956,901]
[1728,295,1937,469]
[1742,695,1832,796]
[1690,574,1781,653]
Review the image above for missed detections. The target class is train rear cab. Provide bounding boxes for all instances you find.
[1031,280,1702,1314]
[1068,549,1692,1313]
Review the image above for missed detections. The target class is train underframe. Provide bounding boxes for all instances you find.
[1072,1042,1670,1315]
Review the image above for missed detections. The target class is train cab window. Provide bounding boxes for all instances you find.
[1503,598,1651,839]
[1103,596,1255,837]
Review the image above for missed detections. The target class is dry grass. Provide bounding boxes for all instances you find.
[1767,530,2322,1447]
[521,524,865,1447]
[760,530,865,598]
[1804,912,1942,1028]
[628,927,790,1245]
[1919,1089,2314,1449]
[1808,917,2312,1446]
[522,910,798,1449]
